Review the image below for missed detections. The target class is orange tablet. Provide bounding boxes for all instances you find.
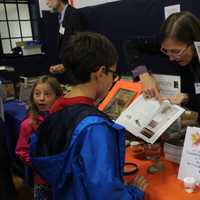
[98,79,142,120]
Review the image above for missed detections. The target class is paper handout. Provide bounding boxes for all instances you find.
[178,127,200,182]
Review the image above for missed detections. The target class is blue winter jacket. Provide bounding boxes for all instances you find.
[30,115,144,200]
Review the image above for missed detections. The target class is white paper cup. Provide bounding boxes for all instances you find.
[183,177,196,193]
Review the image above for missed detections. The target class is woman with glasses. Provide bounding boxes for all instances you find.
[124,11,200,115]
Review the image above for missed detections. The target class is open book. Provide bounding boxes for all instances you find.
[116,95,185,144]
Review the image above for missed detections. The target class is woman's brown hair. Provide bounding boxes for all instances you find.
[160,11,200,44]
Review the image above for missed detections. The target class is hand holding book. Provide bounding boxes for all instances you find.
[161,92,189,105]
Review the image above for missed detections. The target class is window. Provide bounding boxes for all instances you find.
[0,0,39,54]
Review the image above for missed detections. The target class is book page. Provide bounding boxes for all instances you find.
[116,95,185,144]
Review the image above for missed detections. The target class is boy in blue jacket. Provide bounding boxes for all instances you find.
[30,32,148,200]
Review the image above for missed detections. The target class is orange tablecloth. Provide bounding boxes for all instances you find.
[124,147,200,200]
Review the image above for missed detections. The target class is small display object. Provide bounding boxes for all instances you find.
[98,79,142,120]
[181,110,199,127]
[144,143,161,160]
[163,129,185,164]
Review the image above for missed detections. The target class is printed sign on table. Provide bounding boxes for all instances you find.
[178,127,200,183]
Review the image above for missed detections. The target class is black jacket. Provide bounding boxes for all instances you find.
[58,5,86,60]
[54,5,86,83]
[181,58,200,114]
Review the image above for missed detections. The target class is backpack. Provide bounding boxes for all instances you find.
[30,104,110,157]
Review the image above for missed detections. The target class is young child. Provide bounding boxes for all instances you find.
[16,75,62,200]
[30,32,148,200]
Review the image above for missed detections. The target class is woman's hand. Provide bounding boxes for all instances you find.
[139,72,161,101]
[49,64,65,74]
[162,92,189,105]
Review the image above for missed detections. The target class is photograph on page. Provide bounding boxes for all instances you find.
[98,79,142,119]
[140,102,181,139]
[103,88,136,120]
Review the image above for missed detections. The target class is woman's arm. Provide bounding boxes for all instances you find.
[124,36,161,100]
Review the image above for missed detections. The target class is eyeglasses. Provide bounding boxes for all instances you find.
[160,45,190,59]
[106,68,121,82]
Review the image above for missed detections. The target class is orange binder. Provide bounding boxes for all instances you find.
[98,79,142,120]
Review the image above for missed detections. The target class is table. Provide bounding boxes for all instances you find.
[125,147,200,200]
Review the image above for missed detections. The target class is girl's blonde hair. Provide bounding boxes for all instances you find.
[29,75,63,127]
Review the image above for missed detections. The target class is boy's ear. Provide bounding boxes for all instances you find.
[91,66,106,81]
[96,66,106,77]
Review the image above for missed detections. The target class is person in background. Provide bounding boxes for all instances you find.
[16,75,62,200]
[30,32,148,200]
[0,119,17,200]
[124,11,200,115]
[47,0,86,77]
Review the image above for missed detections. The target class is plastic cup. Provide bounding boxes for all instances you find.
[183,177,196,193]
[130,141,145,159]
[144,143,161,160]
